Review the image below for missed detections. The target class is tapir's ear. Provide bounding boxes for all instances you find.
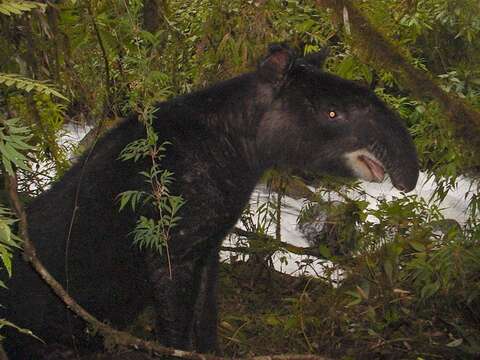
[302,47,330,69]
[258,43,295,84]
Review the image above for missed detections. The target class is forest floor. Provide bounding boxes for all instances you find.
[218,261,477,360]
[82,260,477,360]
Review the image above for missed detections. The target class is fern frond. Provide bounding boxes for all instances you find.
[0,118,35,175]
[0,0,45,16]
[0,73,68,101]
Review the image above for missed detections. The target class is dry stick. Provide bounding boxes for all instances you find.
[316,0,480,143]
[4,174,332,360]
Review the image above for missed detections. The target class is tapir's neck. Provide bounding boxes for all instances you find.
[159,72,276,174]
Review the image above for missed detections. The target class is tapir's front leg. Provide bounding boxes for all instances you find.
[193,245,220,352]
[150,245,220,353]
[151,261,197,350]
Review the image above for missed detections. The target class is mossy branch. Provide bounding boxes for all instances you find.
[316,0,480,143]
[231,227,328,259]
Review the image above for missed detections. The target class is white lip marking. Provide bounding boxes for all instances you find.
[344,149,385,183]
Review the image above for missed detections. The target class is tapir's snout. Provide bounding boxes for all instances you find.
[345,105,420,192]
[388,158,420,192]
[371,109,420,192]
[344,145,419,192]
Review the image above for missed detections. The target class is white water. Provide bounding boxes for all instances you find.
[223,173,476,276]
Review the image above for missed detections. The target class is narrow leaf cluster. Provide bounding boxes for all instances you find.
[118,114,184,257]
[0,73,67,101]
[0,0,45,16]
[0,118,35,175]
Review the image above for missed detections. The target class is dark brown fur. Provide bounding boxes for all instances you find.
[1,45,419,358]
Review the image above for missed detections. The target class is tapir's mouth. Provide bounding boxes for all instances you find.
[358,154,385,182]
[344,149,386,183]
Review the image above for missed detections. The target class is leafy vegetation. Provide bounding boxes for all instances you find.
[0,0,44,17]
[0,73,67,101]
[0,0,479,358]
[118,108,185,261]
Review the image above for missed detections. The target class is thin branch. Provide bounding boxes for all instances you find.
[275,191,282,243]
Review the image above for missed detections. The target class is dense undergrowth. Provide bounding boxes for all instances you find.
[217,256,479,359]
[219,188,480,359]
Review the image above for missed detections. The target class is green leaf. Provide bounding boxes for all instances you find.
[2,154,13,175]
[409,240,426,252]
[4,142,28,162]
[345,290,362,307]
[420,281,440,299]
[283,316,298,331]
[0,222,12,245]
[10,136,33,150]
[0,246,12,277]
[336,56,356,79]
[264,314,281,326]
[118,191,132,212]
[318,244,331,259]
[0,73,67,101]
[0,319,42,342]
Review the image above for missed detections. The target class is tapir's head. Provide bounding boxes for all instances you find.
[256,44,419,192]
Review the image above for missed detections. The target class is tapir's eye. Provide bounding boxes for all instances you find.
[328,111,337,118]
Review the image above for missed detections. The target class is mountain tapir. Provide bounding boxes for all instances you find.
[2,44,419,358]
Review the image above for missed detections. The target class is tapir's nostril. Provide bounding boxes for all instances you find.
[396,184,407,192]
[395,181,417,192]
